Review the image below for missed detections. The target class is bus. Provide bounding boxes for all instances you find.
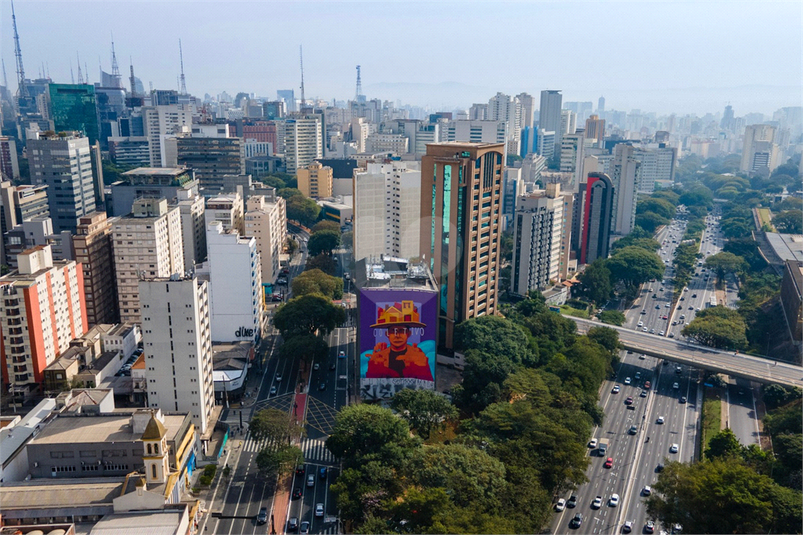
[707,296,717,308]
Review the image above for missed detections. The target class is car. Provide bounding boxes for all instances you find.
[318,382,326,391]
[680,396,687,404]
[609,493,619,507]
[672,320,677,326]
[661,315,668,320]
[649,329,655,334]
[555,498,566,511]
[569,513,583,529]
[604,457,613,468]
[275,373,282,382]
[684,287,689,292]
[692,293,697,298]
[329,362,337,371]
[313,363,320,370]
[676,366,683,374]
[288,517,299,532]
[665,303,670,308]
[612,385,620,394]
[628,425,638,435]
[307,474,315,487]
[657,416,665,424]
[315,503,324,517]
[638,321,644,327]
[292,487,302,499]
[673,382,679,389]
[659,330,665,336]
[640,390,648,398]
[642,327,648,332]
[696,307,701,311]
[567,495,577,508]
[679,296,685,301]
[656,463,665,472]
[257,507,268,525]
[338,350,346,358]
[669,332,675,338]
[269,386,277,396]
[655,305,661,309]
[670,443,679,453]
[300,521,311,534]
[624,377,631,385]
[639,354,646,360]
[296,466,305,476]
[640,309,647,314]
[591,496,602,509]
[642,485,652,496]
[625,396,633,405]
[589,438,598,448]
[688,306,694,310]
[645,520,655,533]
[319,467,327,479]
[635,372,641,380]
[652,294,658,298]
[623,520,633,533]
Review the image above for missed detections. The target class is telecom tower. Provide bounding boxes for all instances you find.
[179,39,187,95]
[299,45,305,107]
[76,53,84,84]
[11,0,28,103]
[355,65,362,101]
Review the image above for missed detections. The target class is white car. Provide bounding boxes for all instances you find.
[656,416,665,424]
[555,498,566,511]
[609,493,619,507]
[659,331,665,336]
[673,382,679,389]
[625,377,631,385]
[589,438,598,448]
[612,385,621,394]
[670,443,679,453]
[591,496,602,509]
[638,321,644,327]
[642,485,652,496]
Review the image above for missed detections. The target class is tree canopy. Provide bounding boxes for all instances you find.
[286,195,321,227]
[291,268,343,300]
[704,251,746,277]
[311,220,341,233]
[326,404,416,462]
[773,210,803,234]
[598,310,626,326]
[273,294,346,339]
[307,229,341,256]
[390,389,458,439]
[250,408,305,445]
[681,306,747,349]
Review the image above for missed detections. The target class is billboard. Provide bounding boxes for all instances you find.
[359,289,437,401]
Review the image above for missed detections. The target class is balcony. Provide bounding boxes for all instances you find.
[5,308,20,317]
[9,336,25,346]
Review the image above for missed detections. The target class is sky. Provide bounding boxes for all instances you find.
[2,0,801,116]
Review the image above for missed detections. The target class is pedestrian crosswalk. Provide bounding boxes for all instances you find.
[240,432,337,464]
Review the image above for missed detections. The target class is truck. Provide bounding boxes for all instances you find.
[598,438,610,456]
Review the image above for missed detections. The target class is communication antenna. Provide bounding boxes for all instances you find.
[11,0,27,98]
[355,65,362,100]
[179,39,187,95]
[110,34,120,77]
[129,57,137,97]
[2,58,8,89]
[76,53,83,84]
[84,61,89,84]
[299,45,305,107]
[70,58,75,84]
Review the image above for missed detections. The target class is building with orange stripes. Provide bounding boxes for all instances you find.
[0,244,87,395]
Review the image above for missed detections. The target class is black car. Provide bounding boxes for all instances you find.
[257,507,268,525]
[288,518,299,532]
[292,487,302,499]
[567,495,577,508]
[656,463,665,472]
[569,513,583,529]
[679,396,687,404]
[296,465,305,476]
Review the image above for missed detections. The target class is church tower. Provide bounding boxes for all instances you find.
[141,411,170,484]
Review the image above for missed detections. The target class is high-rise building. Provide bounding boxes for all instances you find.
[284,117,323,171]
[597,96,605,114]
[73,211,118,326]
[585,115,605,147]
[580,173,614,265]
[365,133,409,155]
[487,93,522,156]
[0,245,87,391]
[353,161,421,262]
[610,144,641,236]
[511,183,564,295]
[740,124,780,176]
[205,191,245,236]
[536,129,556,160]
[539,90,563,155]
[502,167,525,231]
[141,104,192,167]
[419,142,504,349]
[112,198,184,324]
[297,161,333,199]
[139,274,214,435]
[277,90,296,112]
[28,131,96,233]
[47,84,100,145]
[441,120,507,149]
[560,132,586,191]
[0,137,20,181]
[176,188,207,268]
[516,93,535,129]
[245,195,287,287]
[176,136,245,191]
[561,109,577,135]
[204,221,263,343]
[634,145,678,193]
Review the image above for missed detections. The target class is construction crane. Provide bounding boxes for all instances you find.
[299,45,305,107]
[179,39,187,95]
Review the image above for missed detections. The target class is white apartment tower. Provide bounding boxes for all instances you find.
[511,184,564,296]
[205,190,245,236]
[560,133,587,191]
[740,124,780,176]
[112,198,184,324]
[245,195,287,285]
[141,104,192,167]
[353,161,422,262]
[176,188,207,267]
[284,117,323,171]
[634,145,678,193]
[139,275,214,436]
[539,90,563,156]
[610,144,642,236]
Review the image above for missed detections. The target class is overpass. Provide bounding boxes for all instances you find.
[570,317,803,389]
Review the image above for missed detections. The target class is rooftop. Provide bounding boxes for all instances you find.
[28,412,187,446]
[765,233,803,263]
[0,476,136,512]
[122,167,189,177]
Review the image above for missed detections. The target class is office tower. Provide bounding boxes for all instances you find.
[176,188,207,268]
[204,220,263,342]
[516,93,535,129]
[284,117,323,171]
[511,183,564,295]
[560,133,586,191]
[501,167,525,231]
[47,84,100,144]
[353,161,421,262]
[151,89,180,106]
[487,92,522,156]
[561,109,577,135]
[536,129,556,160]
[634,145,678,193]
[277,89,296,112]
[610,144,641,236]
[519,126,537,157]
[740,124,780,175]
[521,153,547,184]
[469,103,488,120]
[349,118,371,153]
[366,133,409,154]
[141,104,192,167]
[558,191,574,280]
[176,136,245,191]
[245,195,287,286]
[139,274,214,435]
[585,115,605,147]
[597,96,605,114]
[112,198,184,324]
[28,131,96,233]
[108,137,150,167]
[205,191,245,236]
[539,90,563,155]
[721,105,735,131]
[112,167,197,217]
[0,137,19,181]
[441,120,507,148]
[420,142,504,349]
[580,173,614,264]
[242,120,278,147]
[297,161,333,199]
[0,245,86,391]
[0,183,49,231]
[73,211,118,326]
[263,101,286,120]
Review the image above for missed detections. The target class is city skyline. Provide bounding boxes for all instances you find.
[2,0,800,115]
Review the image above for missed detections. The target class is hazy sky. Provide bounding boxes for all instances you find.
[3,0,801,116]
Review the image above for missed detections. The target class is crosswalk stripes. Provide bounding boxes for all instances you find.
[300,437,337,464]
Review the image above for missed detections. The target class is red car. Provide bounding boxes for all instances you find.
[644,381,651,390]
[604,457,613,469]
[625,396,634,405]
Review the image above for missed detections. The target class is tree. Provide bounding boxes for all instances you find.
[326,404,416,462]
[637,198,676,220]
[307,229,341,256]
[578,260,612,304]
[278,333,328,371]
[341,230,354,250]
[605,247,665,294]
[278,187,303,200]
[256,444,304,478]
[610,236,661,254]
[286,195,321,227]
[311,220,340,233]
[454,315,533,365]
[681,308,748,350]
[273,294,346,339]
[390,389,458,439]
[285,236,298,256]
[586,325,620,356]
[679,186,714,207]
[598,310,626,326]
[646,458,802,535]
[634,211,670,233]
[305,253,336,275]
[705,428,742,459]
[761,384,802,410]
[291,269,343,300]
[705,251,747,278]
[773,210,803,234]
[250,408,305,445]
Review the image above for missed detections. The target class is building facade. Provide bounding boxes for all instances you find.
[511,184,564,296]
[539,90,563,155]
[47,84,100,145]
[580,172,614,264]
[176,136,245,191]
[297,161,333,199]
[245,195,287,286]
[610,143,641,237]
[73,211,118,326]
[284,117,323,171]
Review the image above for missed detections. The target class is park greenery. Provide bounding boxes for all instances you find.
[291,269,343,300]
[251,408,306,478]
[326,293,620,533]
[579,243,664,304]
